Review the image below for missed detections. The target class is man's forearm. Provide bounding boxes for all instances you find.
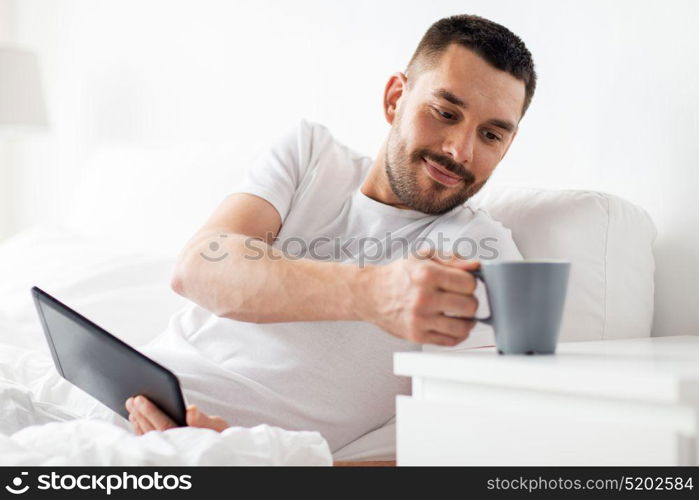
[172,231,374,323]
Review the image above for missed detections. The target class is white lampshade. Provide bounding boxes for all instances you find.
[0,47,48,129]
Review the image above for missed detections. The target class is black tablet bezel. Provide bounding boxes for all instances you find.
[31,286,187,427]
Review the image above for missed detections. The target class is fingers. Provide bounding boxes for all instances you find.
[208,416,231,432]
[433,291,478,317]
[428,315,475,341]
[127,399,146,435]
[412,260,477,295]
[128,412,144,435]
[126,397,230,435]
[186,405,201,427]
[127,397,152,434]
[431,253,481,272]
[435,265,478,294]
[125,396,176,434]
[424,330,467,347]
[186,405,230,432]
[137,413,156,433]
[406,310,476,345]
[417,248,480,271]
[138,396,177,431]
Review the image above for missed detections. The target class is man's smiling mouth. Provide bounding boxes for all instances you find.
[422,157,463,186]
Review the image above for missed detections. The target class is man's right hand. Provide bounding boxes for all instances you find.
[358,254,480,346]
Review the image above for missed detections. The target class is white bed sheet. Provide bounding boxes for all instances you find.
[0,226,336,465]
[0,342,330,465]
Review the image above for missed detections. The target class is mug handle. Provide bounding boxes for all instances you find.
[465,269,492,325]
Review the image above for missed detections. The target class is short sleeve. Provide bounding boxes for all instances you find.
[232,120,313,223]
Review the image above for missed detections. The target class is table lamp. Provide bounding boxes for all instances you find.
[0,47,48,129]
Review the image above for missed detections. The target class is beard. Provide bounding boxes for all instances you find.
[384,124,486,215]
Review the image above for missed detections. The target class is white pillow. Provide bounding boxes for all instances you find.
[0,225,188,351]
[471,186,657,341]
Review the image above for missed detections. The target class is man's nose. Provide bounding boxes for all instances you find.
[441,126,475,165]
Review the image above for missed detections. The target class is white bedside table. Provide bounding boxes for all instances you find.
[394,335,699,466]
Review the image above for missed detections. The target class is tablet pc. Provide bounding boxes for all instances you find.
[31,286,187,427]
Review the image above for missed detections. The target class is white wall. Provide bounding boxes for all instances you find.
[0,0,16,236]
[6,0,699,337]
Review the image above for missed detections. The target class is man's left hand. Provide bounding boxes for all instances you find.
[125,396,230,435]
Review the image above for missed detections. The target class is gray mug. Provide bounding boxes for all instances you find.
[468,260,571,355]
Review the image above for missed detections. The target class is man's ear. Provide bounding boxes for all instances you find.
[383,72,408,125]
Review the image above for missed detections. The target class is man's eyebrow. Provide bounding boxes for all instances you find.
[433,88,516,133]
[486,118,516,133]
[434,88,467,108]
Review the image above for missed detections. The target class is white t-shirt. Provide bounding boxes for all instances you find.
[140,120,522,452]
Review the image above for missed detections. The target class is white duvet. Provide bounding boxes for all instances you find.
[0,226,332,465]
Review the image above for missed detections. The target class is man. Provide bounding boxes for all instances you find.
[126,14,536,453]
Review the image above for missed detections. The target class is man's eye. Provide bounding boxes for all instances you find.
[483,130,501,142]
[433,107,456,121]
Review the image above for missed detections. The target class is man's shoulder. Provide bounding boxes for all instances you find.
[430,203,522,260]
[283,118,332,149]
[439,202,512,234]
[291,119,369,163]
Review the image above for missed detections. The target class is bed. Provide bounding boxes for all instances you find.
[0,141,658,465]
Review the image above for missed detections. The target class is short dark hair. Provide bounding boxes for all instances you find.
[406,14,537,117]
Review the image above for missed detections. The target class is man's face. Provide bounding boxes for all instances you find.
[384,44,526,214]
